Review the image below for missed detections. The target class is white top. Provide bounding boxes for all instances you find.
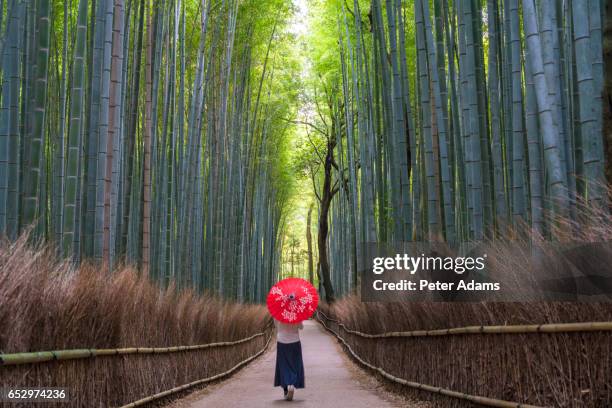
[274,319,303,344]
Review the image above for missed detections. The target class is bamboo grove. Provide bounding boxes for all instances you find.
[301,0,609,300]
[0,0,610,304]
[0,0,299,301]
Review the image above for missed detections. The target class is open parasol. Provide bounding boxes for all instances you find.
[266,278,319,323]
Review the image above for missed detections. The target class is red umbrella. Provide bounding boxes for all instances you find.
[267,278,319,323]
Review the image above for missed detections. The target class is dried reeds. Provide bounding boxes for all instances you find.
[319,189,612,406]
[316,313,543,408]
[320,298,612,407]
[0,236,271,407]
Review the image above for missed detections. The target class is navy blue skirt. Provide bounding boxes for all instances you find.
[274,341,305,389]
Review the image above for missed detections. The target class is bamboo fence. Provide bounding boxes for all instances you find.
[316,310,546,408]
[0,328,270,366]
[316,309,612,337]
[119,331,273,407]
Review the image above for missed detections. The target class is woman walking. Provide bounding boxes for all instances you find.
[266,277,318,402]
[274,319,305,401]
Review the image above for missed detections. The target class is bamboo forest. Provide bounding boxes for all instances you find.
[0,0,610,302]
[1,0,612,406]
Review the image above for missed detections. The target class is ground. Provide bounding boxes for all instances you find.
[166,320,427,408]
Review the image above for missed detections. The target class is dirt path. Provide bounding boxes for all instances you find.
[170,320,419,408]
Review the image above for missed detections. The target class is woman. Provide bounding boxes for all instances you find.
[274,319,305,401]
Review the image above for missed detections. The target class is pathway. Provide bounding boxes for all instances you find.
[171,320,416,407]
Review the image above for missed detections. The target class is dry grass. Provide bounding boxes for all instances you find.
[322,298,612,407]
[321,188,612,406]
[0,236,271,407]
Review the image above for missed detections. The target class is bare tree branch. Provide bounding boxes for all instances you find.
[287,118,328,137]
[309,163,322,203]
[305,129,325,164]
[313,87,330,132]
[343,0,355,19]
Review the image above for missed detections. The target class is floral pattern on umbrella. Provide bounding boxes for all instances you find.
[267,278,319,323]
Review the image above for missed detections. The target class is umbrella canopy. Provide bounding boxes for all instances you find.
[267,278,319,323]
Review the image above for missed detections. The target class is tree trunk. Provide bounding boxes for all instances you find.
[306,203,314,284]
[317,139,337,303]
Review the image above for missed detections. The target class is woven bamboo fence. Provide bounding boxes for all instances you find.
[119,331,273,407]
[0,324,273,407]
[317,303,612,407]
[0,241,276,407]
[318,309,612,338]
[0,330,270,366]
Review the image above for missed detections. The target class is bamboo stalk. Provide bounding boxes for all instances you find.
[317,310,612,338]
[0,324,272,366]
